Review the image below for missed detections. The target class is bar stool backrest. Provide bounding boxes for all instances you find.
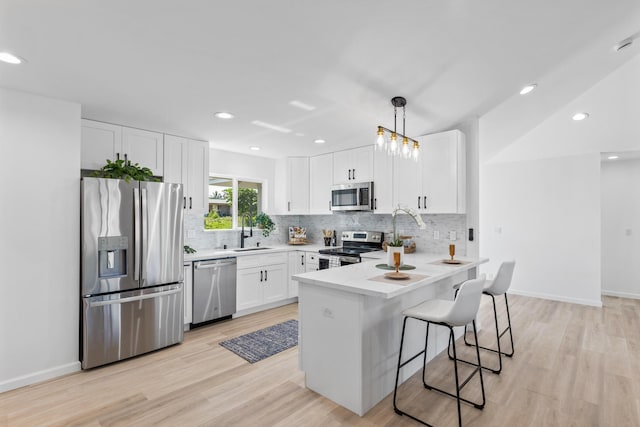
[446,278,485,327]
[485,260,516,296]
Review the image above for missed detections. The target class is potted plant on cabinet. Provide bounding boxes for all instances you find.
[255,212,275,237]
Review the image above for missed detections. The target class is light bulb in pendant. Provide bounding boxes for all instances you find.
[376,127,385,150]
[402,137,410,158]
[412,141,419,161]
[389,133,398,153]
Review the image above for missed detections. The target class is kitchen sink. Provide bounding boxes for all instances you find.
[232,247,272,252]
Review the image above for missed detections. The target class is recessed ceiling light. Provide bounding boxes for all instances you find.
[313,139,326,144]
[607,155,619,160]
[519,84,537,95]
[251,120,292,133]
[214,112,234,119]
[249,146,261,151]
[0,51,23,64]
[289,100,317,111]
[572,112,589,121]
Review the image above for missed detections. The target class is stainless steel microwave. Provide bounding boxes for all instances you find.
[331,182,374,211]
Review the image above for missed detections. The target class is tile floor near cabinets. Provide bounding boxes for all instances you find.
[0,296,638,426]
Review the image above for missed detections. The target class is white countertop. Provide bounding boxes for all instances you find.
[184,244,327,262]
[292,254,489,299]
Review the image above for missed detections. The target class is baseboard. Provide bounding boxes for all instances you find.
[601,290,640,300]
[508,289,602,307]
[234,297,298,318]
[0,361,81,393]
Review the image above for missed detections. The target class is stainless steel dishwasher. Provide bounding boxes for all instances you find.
[192,257,237,326]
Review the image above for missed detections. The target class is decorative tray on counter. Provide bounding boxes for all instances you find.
[375,264,416,271]
[288,238,308,245]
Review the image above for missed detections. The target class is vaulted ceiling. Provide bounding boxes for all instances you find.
[1,1,639,158]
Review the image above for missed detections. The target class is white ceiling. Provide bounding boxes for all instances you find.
[1,0,639,159]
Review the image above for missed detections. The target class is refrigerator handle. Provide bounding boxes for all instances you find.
[141,187,148,284]
[88,286,182,308]
[133,187,141,281]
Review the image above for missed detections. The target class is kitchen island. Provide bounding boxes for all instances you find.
[292,254,488,416]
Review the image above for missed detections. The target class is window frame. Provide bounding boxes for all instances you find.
[206,174,267,231]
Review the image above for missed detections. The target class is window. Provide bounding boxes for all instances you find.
[204,176,263,230]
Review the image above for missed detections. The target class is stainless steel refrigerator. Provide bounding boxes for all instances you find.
[81,177,184,369]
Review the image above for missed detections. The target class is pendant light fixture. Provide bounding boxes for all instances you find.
[375,96,419,161]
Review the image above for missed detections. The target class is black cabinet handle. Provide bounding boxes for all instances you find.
[183,196,186,209]
[116,152,120,161]
[189,197,193,209]
[124,153,128,164]
[374,198,377,210]
[352,169,355,180]
[301,255,305,266]
[288,201,291,212]
[348,169,352,180]
[264,270,268,281]
[423,196,427,209]
[417,196,421,209]
[260,270,263,282]
[329,200,331,211]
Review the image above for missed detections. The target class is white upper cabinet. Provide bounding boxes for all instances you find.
[332,146,373,184]
[393,130,466,213]
[420,130,466,214]
[81,119,164,176]
[373,148,394,214]
[309,153,333,214]
[163,135,209,212]
[275,157,309,214]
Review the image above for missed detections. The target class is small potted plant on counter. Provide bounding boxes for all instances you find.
[387,205,426,267]
[255,212,275,237]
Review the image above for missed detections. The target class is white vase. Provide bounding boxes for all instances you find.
[387,246,404,267]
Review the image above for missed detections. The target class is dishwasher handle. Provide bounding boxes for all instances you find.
[195,259,237,269]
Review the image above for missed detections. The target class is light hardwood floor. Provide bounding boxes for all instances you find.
[1,295,639,426]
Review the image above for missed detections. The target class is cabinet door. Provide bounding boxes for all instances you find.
[287,157,309,214]
[187,140,209,212]
[288,251,306,297]
[262,263,287,303]
[332,150,352,184]
[421,130,465,213]
[309,153,334,214]
[122,127,164,176]
[183,263,193,325]
[305,252,319,272]
[81,120,122,170]
[350,146,373,182]
[393,155,421,211]
[373,149,394,213]
[236,267,263,311]
[163,135,188,185]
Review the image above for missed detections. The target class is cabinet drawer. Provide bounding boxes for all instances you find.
[237,252,288,269]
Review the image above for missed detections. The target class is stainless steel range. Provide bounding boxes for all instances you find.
[318,231,384,268]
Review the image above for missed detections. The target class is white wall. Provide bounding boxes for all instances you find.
[209,147,277,212]
[480,154,602,306]
[0,88,81,391]
[455,118,479,257]
[601,158,640,298]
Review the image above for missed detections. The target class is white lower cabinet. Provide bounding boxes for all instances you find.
[236,252,288,312]
[305,252,320,272]
[183,262,193,326]
[288,251,306,297]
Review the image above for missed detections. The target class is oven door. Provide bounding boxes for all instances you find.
[319,256,330,270]
[339,256,360,266]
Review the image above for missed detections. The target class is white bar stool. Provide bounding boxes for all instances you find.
[453,260,516,374]
[393,278,486,427]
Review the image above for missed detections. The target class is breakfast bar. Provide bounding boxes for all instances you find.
[292,254,488,416]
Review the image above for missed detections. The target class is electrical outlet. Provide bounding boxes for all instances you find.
[449,231,456,241]
[433,231,440,240]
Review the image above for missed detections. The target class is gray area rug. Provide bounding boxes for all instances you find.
[219,319,298,363]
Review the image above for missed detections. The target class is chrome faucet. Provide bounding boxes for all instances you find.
[240,213,253,248]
